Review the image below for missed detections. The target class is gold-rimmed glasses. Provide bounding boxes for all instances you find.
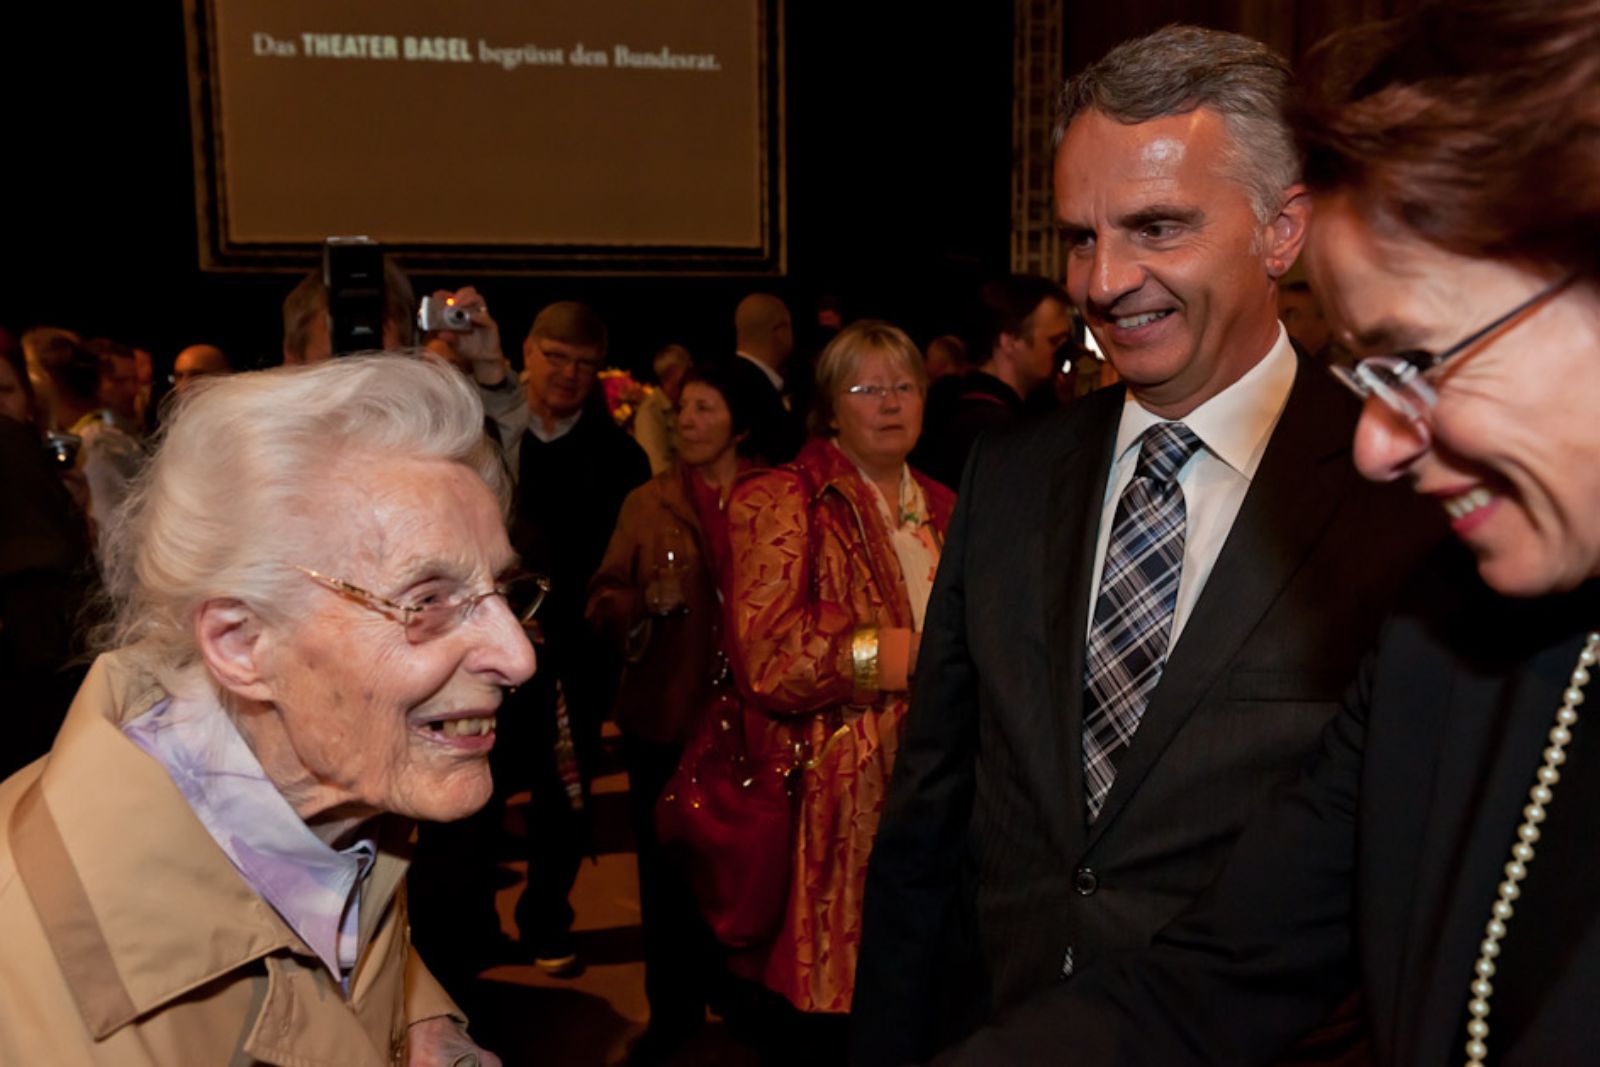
[293,566,550,643]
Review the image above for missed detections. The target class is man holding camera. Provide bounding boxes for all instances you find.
[414,287,649,981]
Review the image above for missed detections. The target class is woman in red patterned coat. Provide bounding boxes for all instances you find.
[725,320,956,1048]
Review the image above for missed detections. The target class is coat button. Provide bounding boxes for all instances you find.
[1073,867,1098,895]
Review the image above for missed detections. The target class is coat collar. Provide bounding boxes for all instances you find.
[785,437,955,631]
[795,436,955,536]
[798,438,907,626]
[9,652,411,1039]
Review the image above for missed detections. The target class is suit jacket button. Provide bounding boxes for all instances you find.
[1073,867,1098,895]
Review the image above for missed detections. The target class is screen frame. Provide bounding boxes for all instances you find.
[183,0,786,276]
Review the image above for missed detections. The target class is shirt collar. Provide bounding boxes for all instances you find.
[123,693,377,981]
[1112,324,1298,479]
[529,407,582,443]
[736,350,786,392]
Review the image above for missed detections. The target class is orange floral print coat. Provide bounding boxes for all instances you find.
[725,437,955,1013]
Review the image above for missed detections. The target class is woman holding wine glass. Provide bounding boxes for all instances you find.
[585,359,764,1063]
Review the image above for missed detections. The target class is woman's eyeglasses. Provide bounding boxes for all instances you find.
[293,566,550,644]
[1330,273,1575,429]
[844,381,918,402]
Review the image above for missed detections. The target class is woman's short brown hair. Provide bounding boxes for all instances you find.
[808,320,927,438]
[1293,0,1600,276]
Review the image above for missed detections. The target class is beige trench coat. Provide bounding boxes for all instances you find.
[0,652,461,1065]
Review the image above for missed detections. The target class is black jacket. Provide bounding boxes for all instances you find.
[934,550,1600,1065]
[910,369,1024,491]
[853,357,1444,1065]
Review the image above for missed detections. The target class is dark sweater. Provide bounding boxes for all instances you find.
[510,407,651,760]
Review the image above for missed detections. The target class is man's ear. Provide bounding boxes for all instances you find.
[1264,185,1312,280]
[994,331,1022,364]
[195,599,275,703]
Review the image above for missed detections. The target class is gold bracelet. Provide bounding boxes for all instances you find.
[851,626,880,693]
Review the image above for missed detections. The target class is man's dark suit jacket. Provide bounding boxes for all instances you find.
[727,354,804,464]
[851,356,1442,1065]
[933,551,1600,1065]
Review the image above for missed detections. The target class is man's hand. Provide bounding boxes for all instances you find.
[427,286,507,386]
[406,1015,502,1067]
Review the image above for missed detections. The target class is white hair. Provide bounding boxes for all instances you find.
[98,353,506,682]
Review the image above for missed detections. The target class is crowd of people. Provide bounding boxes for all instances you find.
[2,0,1599,1064]
[0,243,1093,1065]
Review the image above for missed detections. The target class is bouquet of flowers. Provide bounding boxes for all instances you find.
[598,369,654,429]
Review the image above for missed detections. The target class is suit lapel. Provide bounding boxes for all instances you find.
[1086,361,1355,845]
[1044,389,1122,848]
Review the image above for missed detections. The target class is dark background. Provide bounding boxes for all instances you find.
[2,1,1402,379]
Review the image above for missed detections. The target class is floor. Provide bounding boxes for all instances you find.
[451,726,763,1067]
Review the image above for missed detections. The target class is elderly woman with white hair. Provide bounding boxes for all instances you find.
[0,355,541,1065]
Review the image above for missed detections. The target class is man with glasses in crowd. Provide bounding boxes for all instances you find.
[419,292,650,983]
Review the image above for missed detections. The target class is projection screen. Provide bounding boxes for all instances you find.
[184,0,783,273]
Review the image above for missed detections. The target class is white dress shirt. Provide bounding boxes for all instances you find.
[1085,325,1298,652]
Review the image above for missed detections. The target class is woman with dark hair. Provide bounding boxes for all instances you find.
[585,358,765,1063]
[933,2,1600,1064]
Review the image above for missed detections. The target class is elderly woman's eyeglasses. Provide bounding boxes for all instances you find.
[1330,273,1575,427]
[293,566,550,643]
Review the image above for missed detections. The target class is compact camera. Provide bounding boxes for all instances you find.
[418,295,474,333]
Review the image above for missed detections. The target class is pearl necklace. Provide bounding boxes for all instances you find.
[1463,629,1600,1065]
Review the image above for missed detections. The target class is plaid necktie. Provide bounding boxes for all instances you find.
[1082,421,1202,821]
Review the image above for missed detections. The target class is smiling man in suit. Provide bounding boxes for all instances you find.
[851,26,1441,1066]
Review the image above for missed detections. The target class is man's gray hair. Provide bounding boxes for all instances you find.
[1054,24,1298,223]
[98,353,506,683]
